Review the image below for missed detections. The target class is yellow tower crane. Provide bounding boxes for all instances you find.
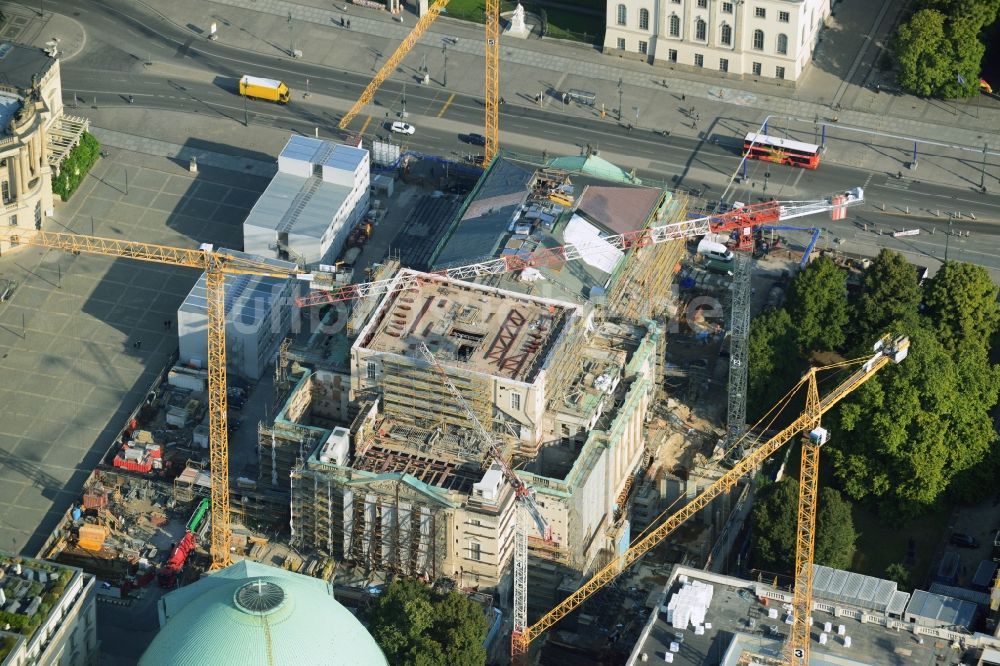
[337,0,500,163]
[4,231,308,570]
[512,334,910,659]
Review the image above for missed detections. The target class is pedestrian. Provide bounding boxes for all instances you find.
[163,319,172,330]
[681,93,686,101]
[347,19,351,29]
[341,16,345,27]
[128,95,134,104]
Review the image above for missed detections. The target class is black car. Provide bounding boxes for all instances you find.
[950,532,979,548]
[464,133,486,146]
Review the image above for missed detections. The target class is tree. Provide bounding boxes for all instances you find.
[923,261,1000,354]
[750,478,858,575]
[747,308,803,422]
[852,249,921,344]
[786,256,849,352]
[884,563,912,591]
[368,579,488,666]
[892,0,1000,98]
[893,9,950,97]
[826,325,1000,517]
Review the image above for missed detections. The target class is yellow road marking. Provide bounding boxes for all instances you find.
[358,115,373,136]
[437,93,455,118]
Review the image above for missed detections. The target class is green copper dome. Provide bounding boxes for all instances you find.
[138,560,387,666]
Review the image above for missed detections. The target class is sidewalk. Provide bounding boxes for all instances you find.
[6,0,998,195]
[130,0,998,183]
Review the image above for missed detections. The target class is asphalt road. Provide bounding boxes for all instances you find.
[54,0,1000,278]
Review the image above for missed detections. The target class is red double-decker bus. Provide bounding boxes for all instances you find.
[743,132,821,169]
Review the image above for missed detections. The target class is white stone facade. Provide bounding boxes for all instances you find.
[604,0,830,82]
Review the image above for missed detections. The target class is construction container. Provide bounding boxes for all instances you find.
[166,406,190,428]
[78,524,109,551]
[168,366,208,393]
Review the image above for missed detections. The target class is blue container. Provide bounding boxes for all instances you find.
[71,506,82,522]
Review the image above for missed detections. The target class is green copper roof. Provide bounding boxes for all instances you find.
[138,560,387,666]
[545,154,641,184]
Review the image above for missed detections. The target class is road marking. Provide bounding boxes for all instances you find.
[437,93,455,118]
[359,115,373,136]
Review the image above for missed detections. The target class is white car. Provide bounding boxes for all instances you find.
[390,121,415,135]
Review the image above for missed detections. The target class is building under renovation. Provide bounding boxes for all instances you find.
[255,150,703,612]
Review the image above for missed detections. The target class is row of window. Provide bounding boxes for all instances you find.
[616,3,790,28]
[617,27,788,55]
[629,43,786,78]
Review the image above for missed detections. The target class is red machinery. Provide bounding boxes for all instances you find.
[157,531,196,587]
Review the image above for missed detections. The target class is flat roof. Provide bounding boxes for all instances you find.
[629,567,956,666]
[179,258,296,323]
[0,554,81,644]
[243,172,351,239]
[905,589,976,629]
[0,43,55,92]
[356,270,576,383]
[281,135,366,173]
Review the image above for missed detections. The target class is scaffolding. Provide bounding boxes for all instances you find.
[380,355,493,457]
[606,193,689,321]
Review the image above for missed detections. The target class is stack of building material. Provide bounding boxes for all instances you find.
[82,490,108,509]
[78,524,109,551]
[666,580,714,630]
[112,441,163,473]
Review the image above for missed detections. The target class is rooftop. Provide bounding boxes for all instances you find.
[355,270,577,383]
[138,560,388,666]
[0,554,81,660]
[628,567,959,666]
[243,172,352,240]
[0,43,55,92]
[178,268,294,324]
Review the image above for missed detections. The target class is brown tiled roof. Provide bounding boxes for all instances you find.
[577,185,661,236]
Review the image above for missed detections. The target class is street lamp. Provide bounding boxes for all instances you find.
[617,77,623,122]
[945,219,953,262]
[981,142,989,192]
[442,44,448,87]
[287,12,294,56]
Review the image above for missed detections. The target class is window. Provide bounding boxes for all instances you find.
[753,29,764,50]
[719,58,729,72]
[695,19,706,41]
[0,181,8,204]
[366,361,376,380]
[510,393,521,410]
[668,49,678,62]
[638,40,648,54]
[639,8,649,30]
[721,24,732,45]
[722,2,733,12]
[779,10,790,22]
[669,15,681,37]
[616,3,627,25]
[754,7,766,18]
[752,61,762,75]
[617,37,626,50]
[694,53,704,67]
[672,0,681,3]
[777,33,788,54]
[468,541,482,561]
[697,0,708,6]
[8,214,15,226]
[776,66,786,79]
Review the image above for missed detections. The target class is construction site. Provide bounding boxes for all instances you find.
[13,2,1000,665]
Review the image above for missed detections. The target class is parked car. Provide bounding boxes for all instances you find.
[950,532,979,548]
[464,132,486,146]
[390,121,415,135]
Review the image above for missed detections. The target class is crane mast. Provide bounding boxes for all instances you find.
[512,334,909,655]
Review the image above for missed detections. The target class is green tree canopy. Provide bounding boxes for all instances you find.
[923,261,1000,353]
[750,477,858,575]
[747,308,803,422]
[368,579,488,666]
[892,0,1000,98]
[786,256,849,353]
[826,325,1000,517]
[884,563,912,591]
[853,249,922,344]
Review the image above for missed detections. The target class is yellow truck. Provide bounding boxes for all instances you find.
[239,75,290,104]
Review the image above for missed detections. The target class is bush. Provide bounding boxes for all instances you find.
[51,131,101,202]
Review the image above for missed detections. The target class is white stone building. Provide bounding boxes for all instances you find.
[604,0,831,82]
[243,135,370,268]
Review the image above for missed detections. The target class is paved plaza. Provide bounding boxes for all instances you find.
[0,149,273,555]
